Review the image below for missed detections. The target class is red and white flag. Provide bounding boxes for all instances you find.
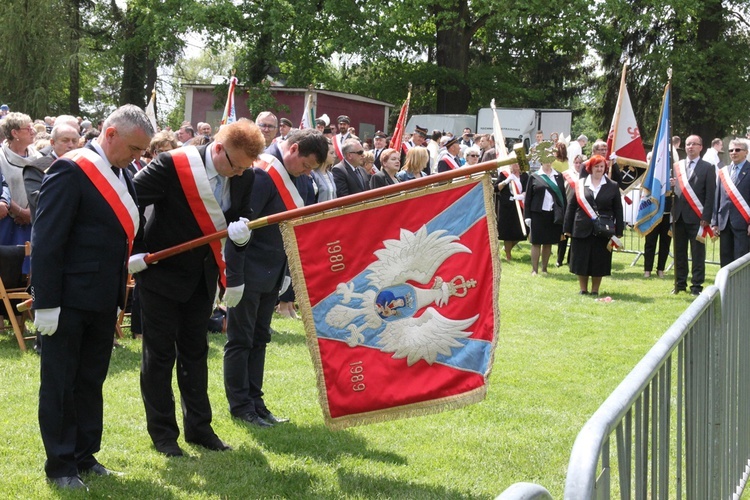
[389,86,411,150]
[606,61,648,190]
[281,177,500,429]
[221,75,238,125]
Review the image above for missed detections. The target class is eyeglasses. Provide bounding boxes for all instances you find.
[258,123,277,130]
[467,154,479,157]
[729,148,747,153]
[225,149,239,170]
[686,143,702,147]
[350,150,364,155]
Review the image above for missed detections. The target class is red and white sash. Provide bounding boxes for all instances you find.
[332,135,344,161]
[562,169,579,190]
[168,146,228,286]
[575,178,598,219]
[442,155,460,170]
[66,148,139,254]
[507,175,524,209]
[675,160,704,220]
[255,153,305,211]
[718,165,750,224]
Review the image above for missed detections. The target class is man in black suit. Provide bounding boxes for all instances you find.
[372,131,387,169]
[129,119,264,457]
[332,138,368,196]
[437,136,462,172]
[31,105,154,490]
[711,139,750,266]
[223,129,328,427]
[670,135,716,295]
[24,124,80,222]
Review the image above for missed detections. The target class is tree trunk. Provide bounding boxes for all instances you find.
[433,2,473,114]
[68,0,81,114]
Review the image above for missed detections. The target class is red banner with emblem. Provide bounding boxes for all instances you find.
[280,176,500,429]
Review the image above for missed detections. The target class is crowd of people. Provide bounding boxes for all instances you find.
[2,101,750,492]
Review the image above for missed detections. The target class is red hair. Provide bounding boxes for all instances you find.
[584,155,607,174]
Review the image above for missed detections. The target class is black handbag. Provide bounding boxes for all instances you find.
[590,194,616,238]
[592,214,616,238]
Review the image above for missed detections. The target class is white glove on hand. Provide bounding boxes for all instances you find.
[279,275,292,296]
[128,253,148,274]
[511,193,526,202]
[524,218,532,228]
[223,285,245,308]
[227,217,251,246]
[35,307,61,336]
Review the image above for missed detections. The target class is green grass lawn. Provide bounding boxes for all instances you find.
[0,235,714,499]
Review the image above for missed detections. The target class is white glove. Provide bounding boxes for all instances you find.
[227,217,251,246]
[511,193,525,202]
[279,275,292,296]
[35,307,61,336]
[128,253,148,274]
[223,285,245,308]
[524,218,532,228]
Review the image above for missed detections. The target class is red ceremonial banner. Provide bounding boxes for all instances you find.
[280,176,500,429]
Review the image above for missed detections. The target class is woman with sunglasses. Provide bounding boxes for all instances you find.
[464,146,481,166]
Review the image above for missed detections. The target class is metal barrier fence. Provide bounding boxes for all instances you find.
[497,253,750,499]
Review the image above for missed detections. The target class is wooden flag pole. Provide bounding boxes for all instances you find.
[144,143,528,264]
[18,145,527,313]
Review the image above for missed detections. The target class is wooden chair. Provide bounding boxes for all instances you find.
[115,275,135,339]
[0,243,34,351]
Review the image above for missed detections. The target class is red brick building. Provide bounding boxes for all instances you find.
[183,85,393,141]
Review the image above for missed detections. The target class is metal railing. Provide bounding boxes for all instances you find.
[497,253,750,499]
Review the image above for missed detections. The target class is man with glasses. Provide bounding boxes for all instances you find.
[670,135,715,295]
[712,139,750,266]
[255,111,278,147]
[129,118,264,457]
[332,138,369,196]
[31,105,153,490]
[223,129,328,427]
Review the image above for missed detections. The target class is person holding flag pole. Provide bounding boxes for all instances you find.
[634,76,675,283]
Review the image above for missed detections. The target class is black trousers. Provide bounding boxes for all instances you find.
[673,219,705,292]
[224,288,277,417]
[719,223,750,267]
[139,284,215,444]
[644,216,672,272]
[39,307,114,478]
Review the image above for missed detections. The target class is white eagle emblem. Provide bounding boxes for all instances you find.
[324,226,478,366]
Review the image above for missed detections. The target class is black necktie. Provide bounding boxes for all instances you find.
[111,166,119,177]
[354,168,365,190]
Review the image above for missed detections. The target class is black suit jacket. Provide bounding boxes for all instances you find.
[225,143,310,294]
[673,158,715,225]
[524,170,567,216]
[369,169,397,189]
[713,160,750,231]
[564,177,624,238]
[23,154,55,222]
[132,145,254,302]
[30,146,135,311]
[332,160,367,196]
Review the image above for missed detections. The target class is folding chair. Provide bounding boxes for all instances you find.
[0,243,34,351]
[115,275,135,338]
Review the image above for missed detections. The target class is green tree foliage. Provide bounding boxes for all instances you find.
[0,0,73,117]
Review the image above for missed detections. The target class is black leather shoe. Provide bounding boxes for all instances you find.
[234,412,273,427]
[690,289,701,296]
[80,463,123,476]
[48,475,88,491]
[671,288,686,295]
[257,408,290,424]
[186,435,233,452]
[578,290,589,295]
[154,440,184,457]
